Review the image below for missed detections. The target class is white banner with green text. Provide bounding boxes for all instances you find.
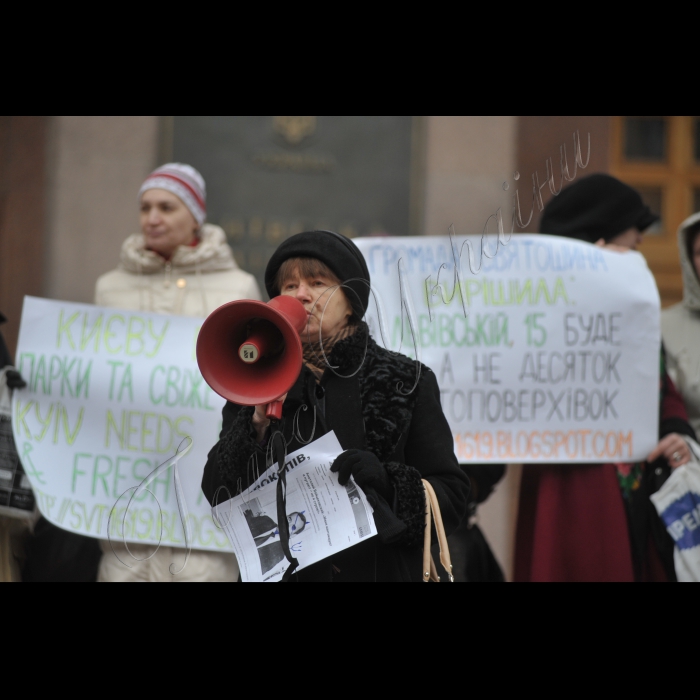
[12,297,230,550]
[354,234,660,464]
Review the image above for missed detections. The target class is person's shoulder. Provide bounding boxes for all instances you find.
[662,302,700,354]
[200,267,261,301]
[95,266,133,292]
[367,335,426,368]
[94,267,142,307]
[662,301,685,317]
[367,336,411,365]
[228,266,260,286]
[365,336,432,386]
[195,226,260,287]
[661,302,692,333]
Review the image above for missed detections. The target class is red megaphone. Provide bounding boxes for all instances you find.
[196,295,307,420]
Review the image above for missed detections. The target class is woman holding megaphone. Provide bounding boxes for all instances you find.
[201,230,470,581]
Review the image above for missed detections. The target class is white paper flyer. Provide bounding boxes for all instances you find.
[214,431,376,582]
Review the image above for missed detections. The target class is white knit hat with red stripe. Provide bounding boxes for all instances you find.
[138,163,206,226]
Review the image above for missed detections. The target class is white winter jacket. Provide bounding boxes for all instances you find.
[662,212,700,436]
[94,224,261,316]
[93,224,259,580]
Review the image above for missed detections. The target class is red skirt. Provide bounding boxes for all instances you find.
[514,463,667,582]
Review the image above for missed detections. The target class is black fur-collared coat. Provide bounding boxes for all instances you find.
[201,324,471,582]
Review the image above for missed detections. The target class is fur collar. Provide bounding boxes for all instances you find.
[119,224,237,275]
[327,323,424,461]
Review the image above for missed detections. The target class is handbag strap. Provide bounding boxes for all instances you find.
[421,479,454,582]
[422,481,433,582]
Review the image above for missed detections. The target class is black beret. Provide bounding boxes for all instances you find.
[540,173,659,243]
[265,230,371,317]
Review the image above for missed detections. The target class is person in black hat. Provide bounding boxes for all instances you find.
[201,230,470,581]
[514,174,695,583]
[539,173,658,249]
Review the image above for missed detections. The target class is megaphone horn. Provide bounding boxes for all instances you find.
[196,295,307,421]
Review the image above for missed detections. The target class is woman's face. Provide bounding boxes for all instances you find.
[140,188,198,258]
[280,266,353,342]
[693,234,700,280]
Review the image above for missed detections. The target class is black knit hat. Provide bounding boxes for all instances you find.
[265,230,371,317]
[539,173,659,243]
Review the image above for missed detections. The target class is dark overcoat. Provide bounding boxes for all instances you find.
[201,324,471,582]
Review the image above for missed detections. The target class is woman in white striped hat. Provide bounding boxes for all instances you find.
[96,163,260,316]
[94,163,261,582]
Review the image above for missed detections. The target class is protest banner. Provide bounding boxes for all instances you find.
[12,297,231,550]
[354,234,661,464]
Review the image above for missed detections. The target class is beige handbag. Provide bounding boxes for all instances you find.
[422,479,454,582]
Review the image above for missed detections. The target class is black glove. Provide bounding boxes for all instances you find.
[5,369,26,389]
[331,449,393,502]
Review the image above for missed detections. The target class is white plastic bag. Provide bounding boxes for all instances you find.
[650,446,700,582]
